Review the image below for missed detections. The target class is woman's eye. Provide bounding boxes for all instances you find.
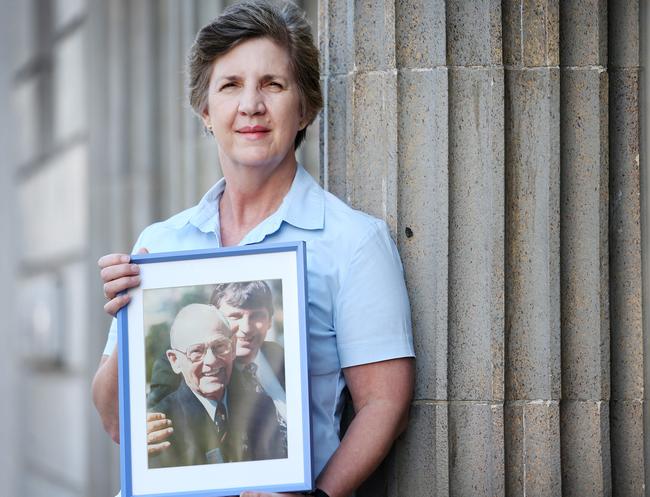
[219,82,236,91]
[268,81,283,89]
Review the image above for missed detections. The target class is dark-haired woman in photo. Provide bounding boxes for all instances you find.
[92,2,414,496]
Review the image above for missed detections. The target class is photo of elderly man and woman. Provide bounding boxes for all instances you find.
[142,280,287,469]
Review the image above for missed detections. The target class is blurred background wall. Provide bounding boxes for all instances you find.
[0,1,648,497]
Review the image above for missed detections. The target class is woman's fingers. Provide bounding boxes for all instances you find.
[100,262,140,286]
[97,253,131,269]
[103,293,131,317]
[98,248,148,316]
[102,274,141,300]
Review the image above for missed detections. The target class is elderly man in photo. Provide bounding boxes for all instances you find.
[147,303,285,468]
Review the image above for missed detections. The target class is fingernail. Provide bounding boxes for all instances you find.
[168,428,173,434]
[121,255,130,263]
[131,264,139,273]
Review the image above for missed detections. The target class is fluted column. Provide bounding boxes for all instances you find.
[390,1,449,494]
[559,1,611,495]
[502,1,561,495]
[608,1,645,495]
[321,1,450,495]
[447,1,505,495]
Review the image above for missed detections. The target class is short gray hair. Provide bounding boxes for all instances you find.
[187,0,323,149]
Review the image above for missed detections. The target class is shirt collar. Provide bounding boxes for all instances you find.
[170,165,324,241]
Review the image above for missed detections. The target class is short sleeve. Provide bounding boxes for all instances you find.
[334,220,415,368]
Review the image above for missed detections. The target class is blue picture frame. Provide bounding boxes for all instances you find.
[117,242,312,497]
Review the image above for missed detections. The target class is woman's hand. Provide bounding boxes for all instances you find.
[147,412,173,455]
[98,247,148,316]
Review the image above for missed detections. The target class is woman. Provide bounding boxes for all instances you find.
[92,2,414,496]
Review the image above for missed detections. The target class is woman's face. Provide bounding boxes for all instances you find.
[202,37,306,174]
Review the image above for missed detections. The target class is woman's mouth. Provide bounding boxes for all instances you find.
[237,125,270,140]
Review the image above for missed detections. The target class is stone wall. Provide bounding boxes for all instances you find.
[319,1,645,496]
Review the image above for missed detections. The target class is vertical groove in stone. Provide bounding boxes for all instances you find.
[448,66,504,402]
[560,2,611,495]
[447,1,504,494]
[449,402,505,497]
[502,2,561,495]
[397,68,448,404]
[608,2,644,495]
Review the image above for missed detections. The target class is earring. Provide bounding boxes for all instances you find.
[206,124,213,135]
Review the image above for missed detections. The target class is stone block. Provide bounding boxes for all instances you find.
[12,78,40,166]
[608,0,639,67]
[610,400,644,497]
[504,401,561,496]
[54,29,87,143]
[347,70,398,233]
[322,74,351,200]
[504,68,560,401]
[559,0,607,66]
[395,0,445,69]
[560,68,609,401]
[448,402,504,497]
[609,69,643,401]
[353,1,395,71]
[448,68,504,401]
[387,402,449,497]
[560,400,611,497]
[319,0,353,75]
[19,145,89,263]
[502,0,559,67]
[397,68,448,400]
[446,0,502,66]
[24,373,89,491]
[61,262,88,373]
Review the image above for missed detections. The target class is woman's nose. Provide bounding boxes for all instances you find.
[238,86,265,116]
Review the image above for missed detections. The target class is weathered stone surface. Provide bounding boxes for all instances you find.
[322,74,351,201]
[504,68,560,401]
[608,0,639,67]
[448,68,504,401]
[560,0,607,66]
[397,68,448,401]
[387,402,449,497]
[319,0,353,75]
[502,0,559,67]
[560,68,609,401]
[504,401,561,496]
[347,71,398,233]
[395,0,445,69]
[446,0,502,66]
[609,68,643,401]
[25,373,89,490]
[353,2,395,71]
[610,400,644,496]
[449,402,504,496]
[19,145,89,263]
[561,400,611,497]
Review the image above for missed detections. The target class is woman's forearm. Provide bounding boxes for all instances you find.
[316,358,414,497]
[92,348,120,443]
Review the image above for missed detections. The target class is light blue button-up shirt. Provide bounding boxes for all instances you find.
[104,165,414,477]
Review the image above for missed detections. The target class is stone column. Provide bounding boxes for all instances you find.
[559,1,611,495]
[390,1,449,495]
[502,1,561,495]
[608,1,645,495]
[320,1,450,495]
[446,1,505,495]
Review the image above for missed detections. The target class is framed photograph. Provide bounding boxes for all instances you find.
[117,242,312,497]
